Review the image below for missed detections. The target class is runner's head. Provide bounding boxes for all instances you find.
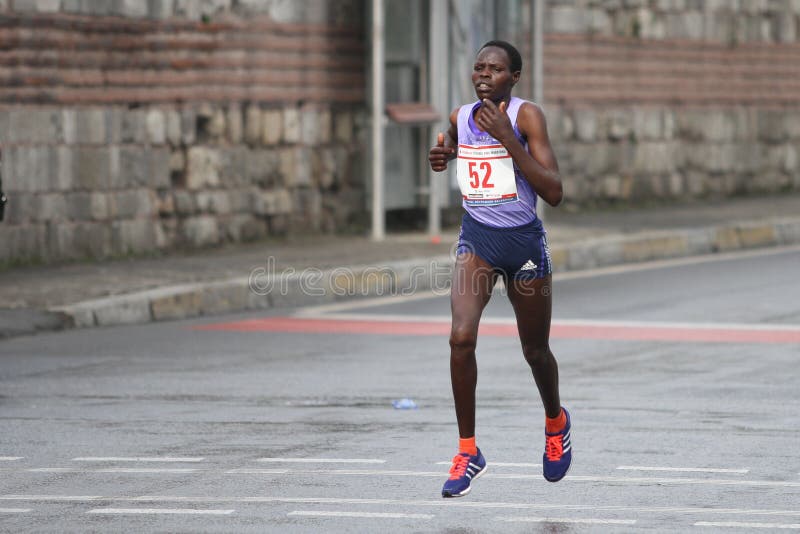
[473,40,521,103]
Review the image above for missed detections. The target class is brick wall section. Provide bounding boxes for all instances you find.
[543,34,800,107]
[0,8,368,265]
[0,12,365,104]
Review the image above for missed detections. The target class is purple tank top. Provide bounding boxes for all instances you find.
[456,96,538,228]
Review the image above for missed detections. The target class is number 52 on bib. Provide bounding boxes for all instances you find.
[456,144,518,206]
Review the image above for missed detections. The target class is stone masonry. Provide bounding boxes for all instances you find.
[0,1,366,265]
[1,0,799,265]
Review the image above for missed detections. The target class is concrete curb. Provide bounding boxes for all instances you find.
[48,216,800,331]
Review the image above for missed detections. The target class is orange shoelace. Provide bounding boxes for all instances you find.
[545,434,563,462]
[448,453,470,480]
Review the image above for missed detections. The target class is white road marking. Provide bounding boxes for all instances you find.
[258,458,386,464]
[617,466,750,474]
[4,466,795,488]
[0,508,30,513]
[436,461,541,468]
[72,457,205,463]
[695,521,800,529]
[19,468,197,474]
[87,508,235,515]
[497,516,636,525]
[0,457,23,461]
[289,510,433,520]
[228,468,441,476]
[223,467,800,488]
[5,495,800,519]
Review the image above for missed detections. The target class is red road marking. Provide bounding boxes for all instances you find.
[194,317,800,344]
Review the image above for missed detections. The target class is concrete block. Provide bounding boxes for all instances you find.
[12,0,61,12]
[113,0,149,17]
[150,289,203,321]
[254,188,292,215]
[44,221,77,260]
[75,108,107,144]
[283,107,301,143]
[181,215,219,246]
[186,147,221,189]
[318,108,332,144]
[548,5,586,33]
[604,108,632,141]
[93,296,152,326]
[180,106,197,145]
[67,192,109,221]
[165,109,181,146]
[208,109,226,139]
[736,223,777,248]
[7,146,54,192]
[121,109,147,143]
[245,105,262,145]
[8,108,59,143]
[632,108,663,140]
[112,189,155,218]
[199,281,251,316]
[775,219,800,245]
[60,109,77,144]
[148,0,175,19]
[280,147,311,187]
[226,104,243,143]
[632,142,677,174]
[73,147,111,190]
[145,108,166,145]
[54,146,74,190]
[228,188,255,213]
[173,190,196,215]
[684,227,714,255]
[149,147,171,188]
[111,219,158,254]
[300,106,319,145]
[573,109,597,142]
[118,146,148,188]
[2,192,33,224]
[334,111,353,144]
[262,109,283,145]
[713,226,741,251]
[34,193,69,222]
[196,190,231,214]
[245,149,280,187]
[73,221,112,258]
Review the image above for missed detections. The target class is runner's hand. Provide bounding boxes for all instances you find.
[429,132,455,172]
[475,99,514,144]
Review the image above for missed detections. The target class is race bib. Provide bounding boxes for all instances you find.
[456,144,517,206]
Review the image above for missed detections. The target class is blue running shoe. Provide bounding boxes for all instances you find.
[441,448,487,498]
[543,407,572,482]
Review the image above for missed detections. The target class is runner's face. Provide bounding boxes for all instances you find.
[472,46,519,102]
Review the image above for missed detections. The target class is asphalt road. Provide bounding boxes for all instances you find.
[1,246,799,533]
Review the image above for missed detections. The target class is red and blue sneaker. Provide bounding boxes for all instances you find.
[543,407,572,482]
[441,448,487,498]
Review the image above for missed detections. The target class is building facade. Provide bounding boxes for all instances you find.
[1,0,799,264]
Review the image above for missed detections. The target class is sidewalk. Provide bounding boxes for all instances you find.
[1,194,799,338]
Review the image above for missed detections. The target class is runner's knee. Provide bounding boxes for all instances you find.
[449,325,478,354]
[523,345,552,367]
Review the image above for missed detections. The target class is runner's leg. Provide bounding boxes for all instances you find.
[450,252,497,438]
[507,275,561,418]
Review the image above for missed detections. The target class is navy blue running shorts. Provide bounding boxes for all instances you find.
[456,213,552,280]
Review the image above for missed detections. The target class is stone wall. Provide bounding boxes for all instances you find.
[541,0,800,209]
[0,0,367,265]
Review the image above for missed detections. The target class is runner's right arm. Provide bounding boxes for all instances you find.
[428,108,459,172]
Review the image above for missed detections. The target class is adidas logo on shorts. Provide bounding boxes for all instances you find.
[520,259,537,271]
